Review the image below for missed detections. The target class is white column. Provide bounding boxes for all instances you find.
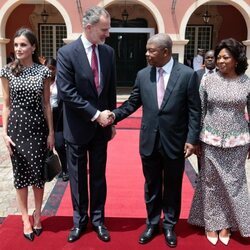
[0,37,10,98]
[172,39,189,63]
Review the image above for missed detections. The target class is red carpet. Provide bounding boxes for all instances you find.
[1,215,249,250]
[56,129,194,219]
[1,107,249,248]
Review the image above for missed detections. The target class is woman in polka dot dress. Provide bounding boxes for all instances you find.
[0,28,54,241]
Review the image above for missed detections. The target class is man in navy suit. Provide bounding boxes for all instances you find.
[56,6,116,243]
[110,33,201,247]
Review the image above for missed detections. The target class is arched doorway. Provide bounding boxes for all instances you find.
[105,1,158,88]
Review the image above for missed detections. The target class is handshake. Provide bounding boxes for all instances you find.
[96,110,115,127]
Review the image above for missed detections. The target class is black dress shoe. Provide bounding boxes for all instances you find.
[68,227,85,243]
[93,225,110,242]
[163,228,177,248]
[24,232,34,241]
[33,227,43,236]
[32,210,43,236]
[138,225,159,244]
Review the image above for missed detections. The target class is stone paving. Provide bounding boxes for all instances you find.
[0,127,57,217]
[0,126,250,219]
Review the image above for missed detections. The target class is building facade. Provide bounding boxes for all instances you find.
[0,0,250,94]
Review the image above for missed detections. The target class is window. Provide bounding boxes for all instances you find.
[39,24,67,59]
[185,25,213,61]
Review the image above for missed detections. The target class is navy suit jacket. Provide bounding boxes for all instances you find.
[196,68,205,85]
[56,37,116,144]
[113,60,201,159]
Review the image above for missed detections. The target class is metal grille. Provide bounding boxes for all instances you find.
[39,24,66,59]
[185,25,212,60]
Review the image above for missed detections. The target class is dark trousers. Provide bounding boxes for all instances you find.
[141,138,185,229]
[54,131,67,173]
[66,132,108,228]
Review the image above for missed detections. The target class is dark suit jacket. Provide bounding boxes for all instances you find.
[196,68,205,85]
[56,37,116,144]
[113,60,201,159]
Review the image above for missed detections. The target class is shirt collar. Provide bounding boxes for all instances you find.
[81,36,98,50]
[157,57,174,74]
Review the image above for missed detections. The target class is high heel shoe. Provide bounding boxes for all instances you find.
[32,210,43,236]
[24,232,34,241]
[219,229,231,245]
[206,231,218,245]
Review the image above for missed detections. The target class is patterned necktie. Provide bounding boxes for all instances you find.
[91,44,99,92]
[157,68,165,108]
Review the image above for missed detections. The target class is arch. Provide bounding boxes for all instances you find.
[99,0,165,33]
[0,0,72,38]
[179,0,250,40]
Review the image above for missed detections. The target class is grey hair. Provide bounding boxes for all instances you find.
[147,33,173,52]
[82,6,110,28]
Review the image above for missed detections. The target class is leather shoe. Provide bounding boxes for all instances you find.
[138,226,159,244]
[23,232,34,241]
[163,228,177,248]
[93,225,110,242]
[68,227,85,243]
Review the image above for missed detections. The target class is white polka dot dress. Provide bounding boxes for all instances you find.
[0,64,51,189]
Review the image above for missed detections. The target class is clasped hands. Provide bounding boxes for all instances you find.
[96,110,115,127]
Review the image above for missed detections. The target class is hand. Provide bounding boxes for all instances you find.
[184,143,195,158]
[3,133,15,156]
[97,110,114,127]
[194,144,201,157]
[47,133,55,150]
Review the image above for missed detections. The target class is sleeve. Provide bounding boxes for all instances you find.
[113,71,142,122]
[42,66,52,80]
[56,47,98,121]
[186,70,202,144]
[0,67,10,80]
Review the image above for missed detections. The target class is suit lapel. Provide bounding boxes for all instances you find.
[98,45,105,94]
[150,67,159,109]
[74,38,98,95]
[160,61,180,108]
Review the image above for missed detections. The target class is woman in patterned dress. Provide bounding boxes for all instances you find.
[0,28,54,241]
[188,38,250,245]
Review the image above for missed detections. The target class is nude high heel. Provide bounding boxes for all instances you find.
[219,229,231,245]
[206,231,218,245]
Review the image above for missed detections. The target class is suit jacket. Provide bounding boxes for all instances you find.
[113,60,201,159]
[56,37,116,144]
[196,68,205,84]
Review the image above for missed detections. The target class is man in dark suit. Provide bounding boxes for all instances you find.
[110,33,201,247]
[56,6,116,243]
[196,50,216,84]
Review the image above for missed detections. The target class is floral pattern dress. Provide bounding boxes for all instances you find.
[188,72,250,237]
[0,64,51,189]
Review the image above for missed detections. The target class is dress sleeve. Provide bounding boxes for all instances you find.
[0,66,10,80]
[42,66,52,80]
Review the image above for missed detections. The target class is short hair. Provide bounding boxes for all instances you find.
[82,6,110,28]
[214,38,248,75]
[147,33,173,53]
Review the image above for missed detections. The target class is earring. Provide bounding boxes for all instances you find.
[32,51,34,54]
